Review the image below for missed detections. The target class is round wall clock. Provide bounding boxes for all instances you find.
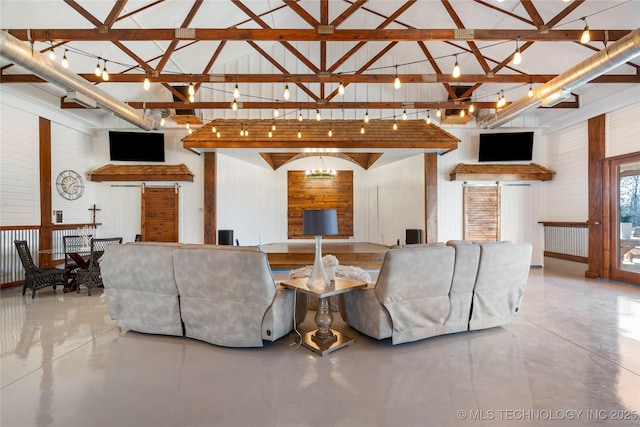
[56,170,84,200]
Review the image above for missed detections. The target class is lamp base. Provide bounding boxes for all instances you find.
[307,235,332,288]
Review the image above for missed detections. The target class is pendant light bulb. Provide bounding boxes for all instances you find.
[364,111,370,123]
[580,19,590,44]
[268,130,273,138]
[338,81,345,96]
[402,110,407,121]
[188,128,193,135]
[271,122,276,131]
[101,63,109,81]
[528,84,534,98]
[188,83,195,96]
[460,109,465,118]
[298,109,303,122]
[469,103,475,113]
[216,131,221,138]
[513,49,522,65]
[316,109,321,121]
[328,128,333,137]
[283,84,290,100]
[186,122,190,130]
[393,66,401,90]
[245,127,249,137]
[273,107,279,118]
[426,111,431,125]
[393,117,398,130]
[212,124,217,133]
[143,76,151,90]
[360,125,365,135]
[436,109,442,118]
[452,56,461,78]
[61,50,69,68]
[233,83,240,99]
[297,129,302,139]
[95,60,102,77]
[232,100,238,111]
[48,48,55,60]
[160,117,165,127]
[188,94,195,103]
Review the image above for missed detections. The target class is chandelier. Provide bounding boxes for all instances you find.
[305,156,337,179]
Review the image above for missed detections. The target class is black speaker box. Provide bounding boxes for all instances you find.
[406,229,423,245]
[218,230,234,246]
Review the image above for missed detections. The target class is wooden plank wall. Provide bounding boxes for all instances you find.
[287,170,353,239]
[463,185,501,241]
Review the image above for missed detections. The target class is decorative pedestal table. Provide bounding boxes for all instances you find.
[280,277,367,356]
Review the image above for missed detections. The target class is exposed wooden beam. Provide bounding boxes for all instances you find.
[8,28,629,42]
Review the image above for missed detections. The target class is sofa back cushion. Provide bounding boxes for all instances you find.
[101,243,183,336]
[375,244,455,344]
[469,242,532,330]
[445,240,481,333]
[173,247,276,347]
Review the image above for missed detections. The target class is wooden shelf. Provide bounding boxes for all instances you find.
[449,162,554,181]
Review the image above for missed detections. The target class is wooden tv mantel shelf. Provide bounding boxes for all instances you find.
[449,162,555,181]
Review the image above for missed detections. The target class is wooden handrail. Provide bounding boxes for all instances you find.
[538,221,588,228]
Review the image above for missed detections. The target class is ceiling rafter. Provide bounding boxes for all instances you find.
[156,0,203,73]
[441,0,491,75]
[332,0,367,27]
[283,0,320,28]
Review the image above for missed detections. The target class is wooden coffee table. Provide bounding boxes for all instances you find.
[280,277,367,356]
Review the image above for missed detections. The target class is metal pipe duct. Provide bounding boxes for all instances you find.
[0,30,162,131]
[476,28,640,129]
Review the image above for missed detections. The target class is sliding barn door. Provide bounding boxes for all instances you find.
[463,184,501,241]
[141,186,179,242]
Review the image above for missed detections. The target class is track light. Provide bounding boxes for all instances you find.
[143,75,151,91]
[452,55,460,78]
[338,80,345,95]
[364,111,370,123]
[61,50,69,68]
[394,66,401,89]
[283,83,290,100]
[580,18,590,44]
[513,40,522,65]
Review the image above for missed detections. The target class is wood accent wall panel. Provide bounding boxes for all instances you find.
[287,171,353,239]
[38,117,53,267]
[425,153,437,243]
[204,152,216,244]
[141,187,179,242]
[586,114,605,279]
[463,185,500,241]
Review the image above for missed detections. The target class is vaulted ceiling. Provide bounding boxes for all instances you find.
[1,0,638,132]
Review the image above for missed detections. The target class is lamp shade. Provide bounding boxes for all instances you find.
[303,209,338,236]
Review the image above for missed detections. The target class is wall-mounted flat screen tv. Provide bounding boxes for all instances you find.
[109,131,165,162]
[478,131,533,162]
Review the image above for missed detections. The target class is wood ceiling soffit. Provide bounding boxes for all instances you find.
[183,119,459,152]
[89,164,195,182]
[448,163,555,181]
[258,152,383,171]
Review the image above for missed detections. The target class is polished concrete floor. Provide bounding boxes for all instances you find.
[1,269,639,427]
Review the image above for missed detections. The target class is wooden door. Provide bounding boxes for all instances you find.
[463,184,501,241]
[141,186,179,242]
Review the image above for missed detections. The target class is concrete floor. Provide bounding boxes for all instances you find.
[1,268,639,427]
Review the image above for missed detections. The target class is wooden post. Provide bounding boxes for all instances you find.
[204,152,217,244]
[586,114,605,279]
[39,117,53,267]
[424,153,438,243]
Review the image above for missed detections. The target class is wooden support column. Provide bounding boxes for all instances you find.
[586,114,605,279]
[204,152,217,244]
[39,117,53,267]
[425,153,438,243]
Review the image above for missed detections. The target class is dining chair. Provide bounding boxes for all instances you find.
[76,237,123,296]
[62,235,92,288]
[14,240,66,299]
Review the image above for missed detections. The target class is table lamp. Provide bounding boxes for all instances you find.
[303,209,338,287]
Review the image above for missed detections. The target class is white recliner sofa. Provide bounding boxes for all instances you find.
[101,243,295,347]
[341,241,532,345]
